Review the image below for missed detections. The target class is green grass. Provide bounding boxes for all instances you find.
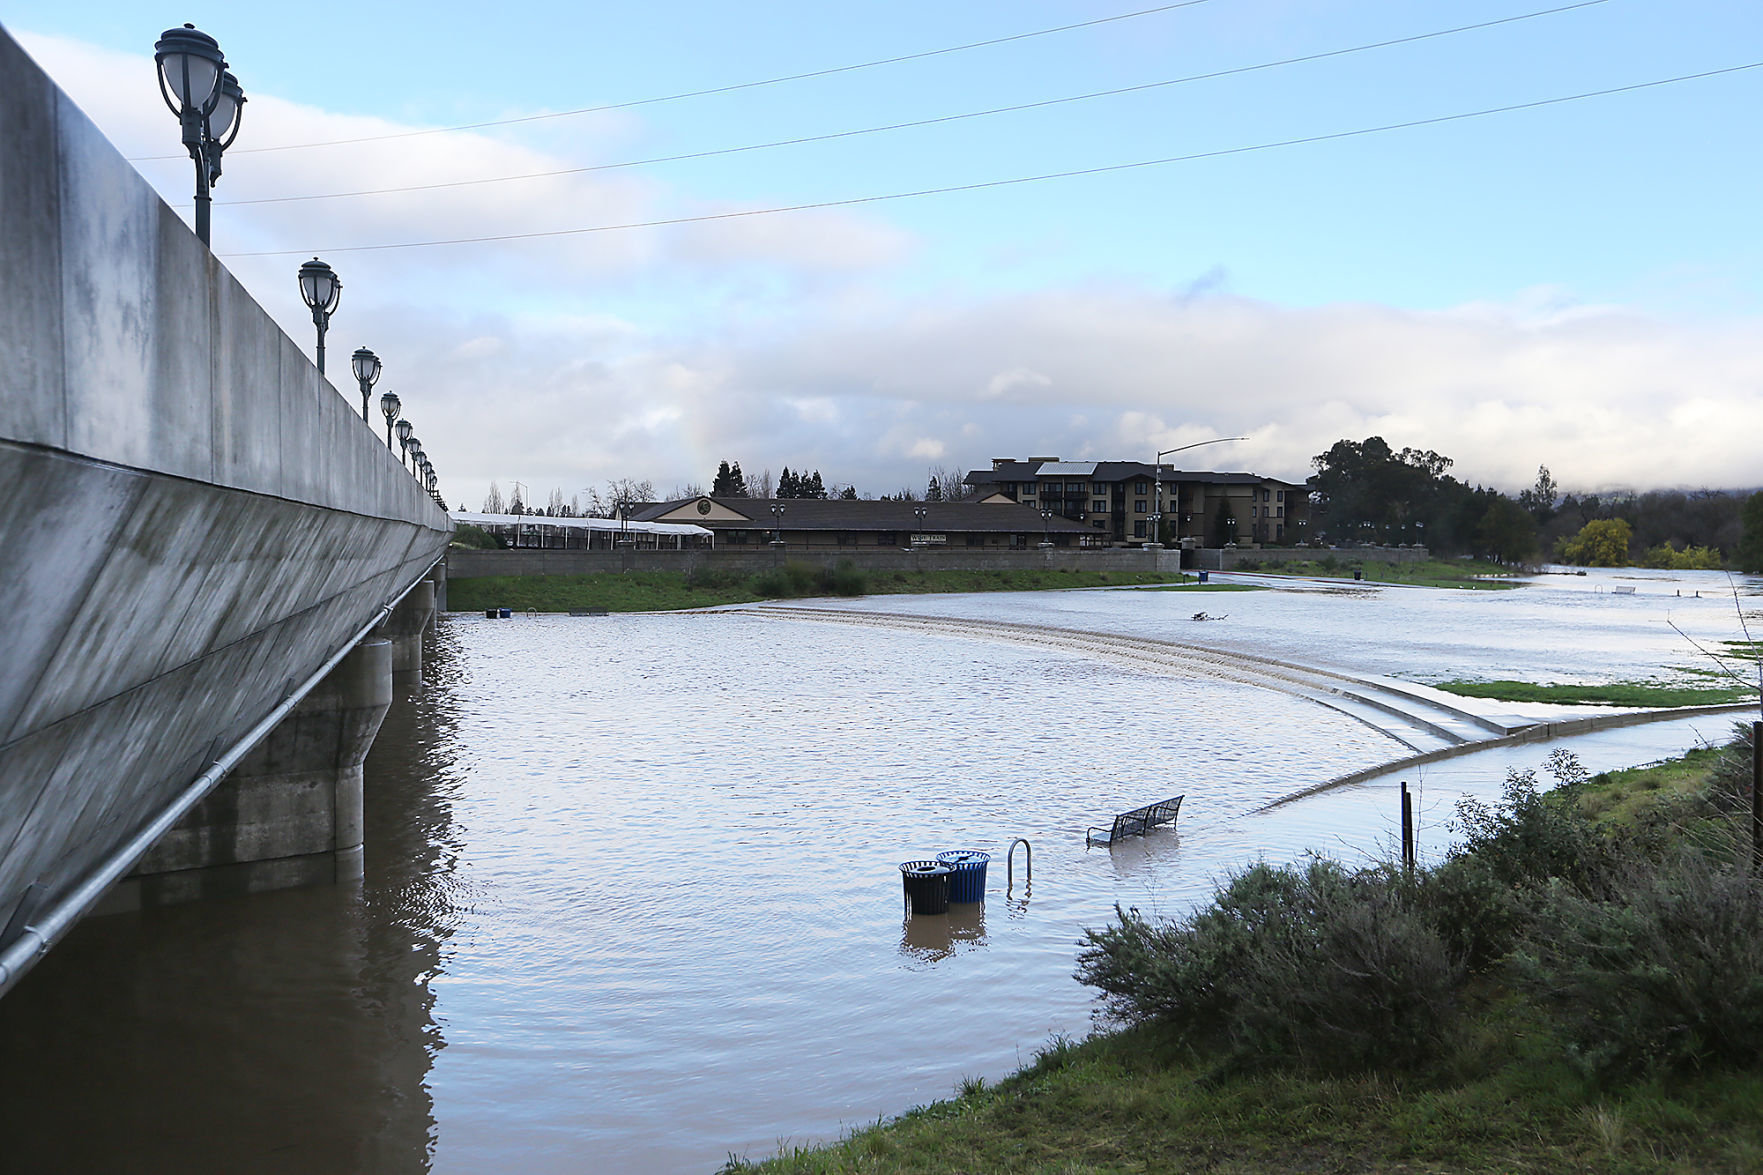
[1233,557,1522,590]
[724,1020,1763,1173]
[1432,679,1751,707]
[723,748,1763,1174]
[447,568,1193,613]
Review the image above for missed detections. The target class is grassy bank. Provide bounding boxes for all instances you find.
[724,738,1763,1174]
[447,566,1198,613]
[1232,556,1521,590]
[1433,678,1752,707]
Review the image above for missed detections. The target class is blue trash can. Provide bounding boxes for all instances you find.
[498,607,512,619]
[935,850,990,904]
[900,861,951,914]
[1198,570,1209,583]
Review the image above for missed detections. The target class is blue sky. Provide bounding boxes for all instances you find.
[6,1,1761,504]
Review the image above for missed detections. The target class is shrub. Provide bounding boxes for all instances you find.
[823,559,867,596]
[1076,858,1464,1073]
[1517,854,1763,1079]
[449,523,502,549]
[1449,754,1614,896]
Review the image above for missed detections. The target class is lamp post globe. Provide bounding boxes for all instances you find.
[350,347,381,421]
[379,392,401,449]
[154,24,228,244]
[296,258,341,375]
[203,70,246,187]
[395,418,413,459]
[408,440,423,474]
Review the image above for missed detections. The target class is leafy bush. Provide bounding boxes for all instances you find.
[1450,752,1613,897]
[1517,855,1763,1079]
[823,559,867,596]
[1076,858,1464,1073]
[449,523,502,549]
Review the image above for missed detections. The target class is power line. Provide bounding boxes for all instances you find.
[219,61,1762,261]
[129,0,1216,161]
[207,0,1614,210]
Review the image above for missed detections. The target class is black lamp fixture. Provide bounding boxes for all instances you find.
[349,347,381,421]
[296,258,341,374]
[410,445,426,477]
[379,392,401,450]
[153,24,240,246]
[395,418,413,466]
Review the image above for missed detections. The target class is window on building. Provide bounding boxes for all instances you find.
[1276,506,1284,518]
[1133,520,1147,538]
[1134,480,1148,494]
[1067,482,1084,492]
[1251,505,1259,518]
[1134,500,1147,514]
[1275,489,1284,502]
[1092,499,1107,513]
[1093,483,1108,494]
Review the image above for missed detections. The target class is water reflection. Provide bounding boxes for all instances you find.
[0,623,469,1174]
[899,903,988,964]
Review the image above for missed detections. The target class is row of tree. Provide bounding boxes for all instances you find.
[1308,436,1763,569]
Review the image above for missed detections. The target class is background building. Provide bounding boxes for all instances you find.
[964,458,1308,547]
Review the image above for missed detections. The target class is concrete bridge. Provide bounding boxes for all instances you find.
[0,28,451,995]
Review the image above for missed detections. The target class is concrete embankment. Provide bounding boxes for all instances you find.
[0,26,449,988]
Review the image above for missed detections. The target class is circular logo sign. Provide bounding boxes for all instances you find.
[696,499,712,515]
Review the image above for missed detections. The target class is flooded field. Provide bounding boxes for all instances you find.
[1,568,1753,1173]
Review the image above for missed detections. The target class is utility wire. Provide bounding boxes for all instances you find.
[129,0,1216,161]
[207,0,1614,209]
[219,61,1762,260]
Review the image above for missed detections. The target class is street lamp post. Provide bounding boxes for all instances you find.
[296,258,341,375]
[153,24,241,246]
[350,348,381,422]
[408,442,424,476]
[395,419,413,469]
[1040,508,1054,549]
[769,503,786,546]
[1151,436,1249,549]
[379,392,401,450]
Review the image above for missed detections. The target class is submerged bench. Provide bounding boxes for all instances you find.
[1087,795,1184,846]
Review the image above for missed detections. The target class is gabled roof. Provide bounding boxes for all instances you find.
[632,496,1091,533]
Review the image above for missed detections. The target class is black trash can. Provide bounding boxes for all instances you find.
[485,608,497,618]
[899,861,952,915]
[1353,570,1363,581]
[935,850,990,904]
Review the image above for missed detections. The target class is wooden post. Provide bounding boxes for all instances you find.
[1400,781,1415,871]
[1752,721,1761,875]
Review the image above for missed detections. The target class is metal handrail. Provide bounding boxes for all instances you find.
[1006,838,1032,893]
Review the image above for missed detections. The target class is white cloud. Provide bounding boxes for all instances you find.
[19,32,1762,514]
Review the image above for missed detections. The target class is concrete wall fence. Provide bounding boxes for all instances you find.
[444,544,1433,585]
[0,25,450,983]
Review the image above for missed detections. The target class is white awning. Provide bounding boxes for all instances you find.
[450,511,711,537]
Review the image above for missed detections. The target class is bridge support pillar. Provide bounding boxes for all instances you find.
[381,581,435,675]
[102,638,393,910]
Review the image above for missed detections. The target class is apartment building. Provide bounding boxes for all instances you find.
[964,458,1308,547]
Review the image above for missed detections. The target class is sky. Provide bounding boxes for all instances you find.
[5,0,1761,508]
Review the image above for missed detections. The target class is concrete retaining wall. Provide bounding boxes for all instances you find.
[0,27,450,959]
[446,544,1186,584]
[1195,546,1433,571]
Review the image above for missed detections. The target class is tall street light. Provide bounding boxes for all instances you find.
[407,439,424,475]
[296,258,341,374]
[379,392,401,450]
[1151,436,1248,549]
[395,419,414,468]
[350,348,381,421]
[153,24,235,246]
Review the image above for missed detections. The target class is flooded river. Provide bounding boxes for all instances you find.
[1,568,1754,1172]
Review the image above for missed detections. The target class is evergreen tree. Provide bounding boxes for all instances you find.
[839,485,858,500]
[778,467,799,498]
[804,470,826,499]
[926,475,943,502]
[1737,492,1763,573]
[729,461,748,496]
[712,460,736,496]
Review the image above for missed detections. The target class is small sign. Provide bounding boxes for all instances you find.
[911,533,947,545]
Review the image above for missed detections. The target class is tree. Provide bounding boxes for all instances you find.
[929,464,971,502]
[1518,465,1557,524]
[482,481,506,514]
[777,467,799,498]
[1212,500,1237,547]
[507,486,525,516]
[1737,492,1763,573]
[925,474,943,502]
[1557,518,1633,566]
[802,470,826,499]
[1476,497,1538,564]
[751,468,774,499]
[712,461,748,497]
[839,485,858,500]
[602,477,654,517]
[546,487,569,517]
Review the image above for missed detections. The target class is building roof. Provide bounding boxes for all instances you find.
[632,496,1092,534]
[965,459,1303,489]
